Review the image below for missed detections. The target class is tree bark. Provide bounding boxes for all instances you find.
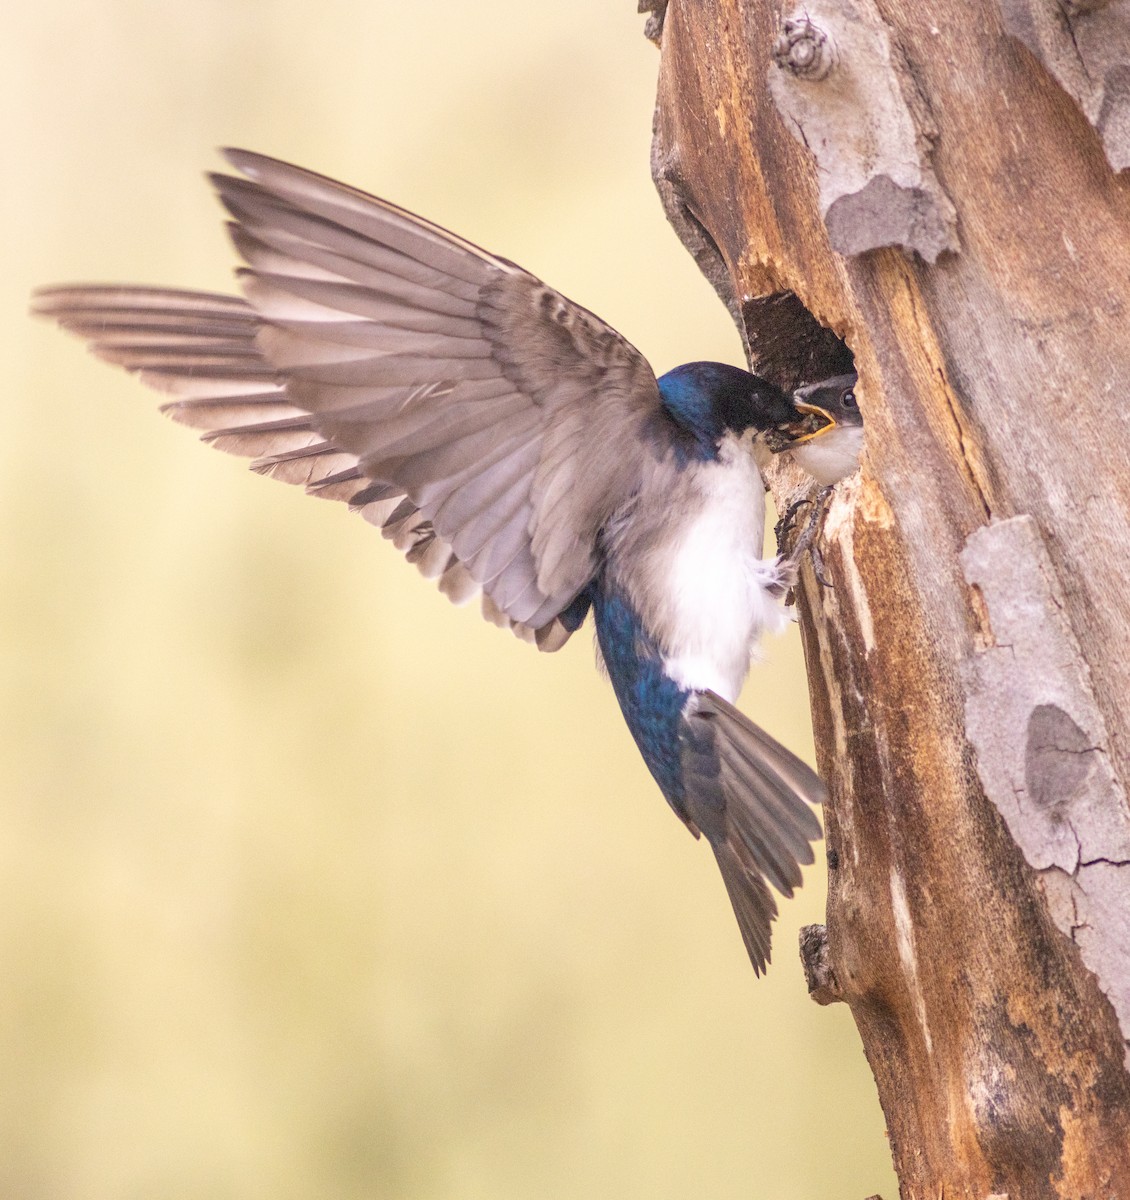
[646,1,1130,1196]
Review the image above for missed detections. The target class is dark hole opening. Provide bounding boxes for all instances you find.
[742,291,855,396]
[667,194,855,396]
[657,190,861,550]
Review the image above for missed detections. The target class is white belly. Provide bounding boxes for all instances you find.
[790,423,864,486]
[641,437,789,701]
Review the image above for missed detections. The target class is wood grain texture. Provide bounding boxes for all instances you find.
[997,0,1130,170]
[650,0,1130,1194]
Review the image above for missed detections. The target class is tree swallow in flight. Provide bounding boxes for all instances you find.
[33,151,858,972]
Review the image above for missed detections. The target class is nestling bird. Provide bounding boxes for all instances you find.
[790,374,864,487]
[33,151,857,972]
[771,372,863,569]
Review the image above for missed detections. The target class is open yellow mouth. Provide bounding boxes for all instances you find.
[786,400,837,445]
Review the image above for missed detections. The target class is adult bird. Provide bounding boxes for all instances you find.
[33,151,853,972]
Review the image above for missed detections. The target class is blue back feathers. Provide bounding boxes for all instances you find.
[657,362,794,461]
[592,584,690,818]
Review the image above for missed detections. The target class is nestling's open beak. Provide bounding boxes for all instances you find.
[780,400,836,446]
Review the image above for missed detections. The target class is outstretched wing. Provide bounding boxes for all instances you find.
[33,150,667,649]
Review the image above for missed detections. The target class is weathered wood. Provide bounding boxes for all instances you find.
[649,0,1130,1195]
[997,0,1130,170]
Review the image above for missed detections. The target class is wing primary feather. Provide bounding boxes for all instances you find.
[307,465,364,493]
[225,210,484,303]
[238,268,479,324]
[31,284,253,315]
[349,481,403,510]
[212,173,490,289]
[218,151,503,285]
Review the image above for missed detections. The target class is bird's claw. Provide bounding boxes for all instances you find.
[810,543,833,589]
[773,495,811,548]
[774,486,835,602]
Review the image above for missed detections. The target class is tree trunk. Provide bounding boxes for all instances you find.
[645,0,1130,1195]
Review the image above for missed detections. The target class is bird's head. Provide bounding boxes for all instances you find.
[780,373,864,486]
[657,362,804,460]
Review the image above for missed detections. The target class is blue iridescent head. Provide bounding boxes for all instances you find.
[657,362,796,460]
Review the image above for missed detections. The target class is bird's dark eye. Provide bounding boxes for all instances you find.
[841,390,857,408]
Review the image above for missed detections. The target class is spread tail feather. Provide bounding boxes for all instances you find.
[682,691,825,974]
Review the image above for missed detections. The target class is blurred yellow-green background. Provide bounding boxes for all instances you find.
[7,3,896,1197]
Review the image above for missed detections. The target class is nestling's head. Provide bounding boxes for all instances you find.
[785,373,864,485]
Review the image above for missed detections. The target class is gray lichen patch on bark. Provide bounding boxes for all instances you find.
[767,0,959,261]
[960,515,1130,1063]
[997,0,1130,171]
[825,176,955,264]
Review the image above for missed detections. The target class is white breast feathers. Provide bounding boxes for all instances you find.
[610,433,791,703]
[790,423,864,486]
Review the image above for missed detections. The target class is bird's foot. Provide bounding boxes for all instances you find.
[773,486,835,602]
[773,495,811,548]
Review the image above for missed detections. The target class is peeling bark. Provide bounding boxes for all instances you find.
[768,0,959,261]
[962,516,1130,1070]
[647,0,1130,1195]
